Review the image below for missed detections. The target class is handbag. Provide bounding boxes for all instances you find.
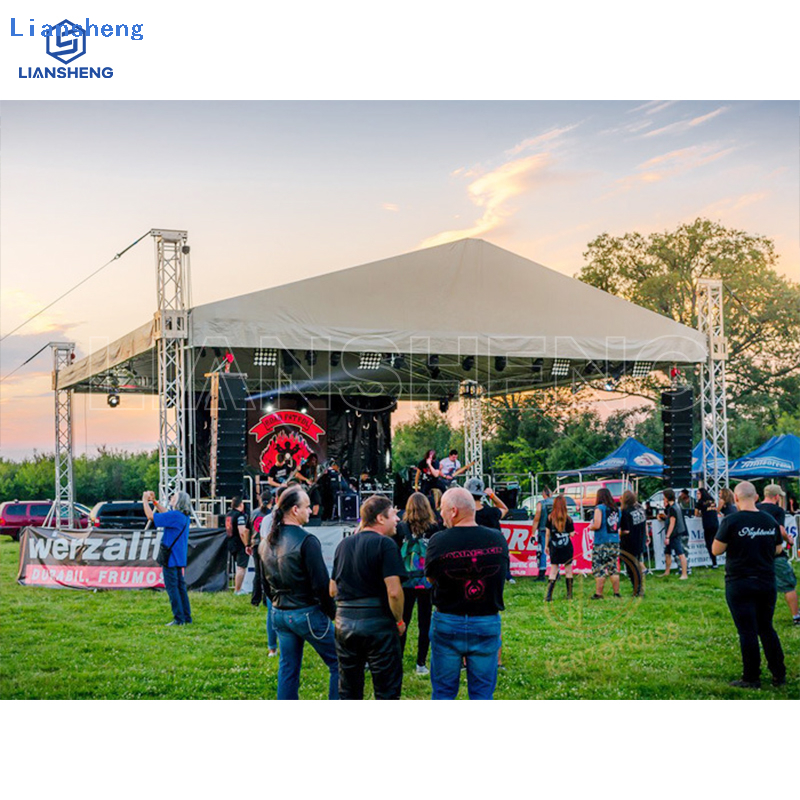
[156,516,190,567]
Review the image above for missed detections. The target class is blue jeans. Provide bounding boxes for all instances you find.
[430,611,502,700]
[537,528,548,573]
[272,606,339,700]
[266,598,277,651]
[163,566,192,624]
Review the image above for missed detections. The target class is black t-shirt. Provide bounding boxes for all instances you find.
[393,520,440,549]
[696,496,719,528]
[425,525,509,616]
[268,464,293,484]
[227,509,248,550]
[475,505,503,531]
[621,506,647,539]
[665,504,687,537]
[721,503,737,517]
[715,510,783,583]
[299,462,317,482]
[417,459,440,478]
[332,530,407,616]
[545,515,574,550]
[757,502,788,559]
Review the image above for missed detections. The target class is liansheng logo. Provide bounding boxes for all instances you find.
[11,17,144,79]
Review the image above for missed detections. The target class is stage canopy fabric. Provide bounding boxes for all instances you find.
[728,434,800,478]
[692,440,729,477]
[558,437,665,478]
[59,238,707,396]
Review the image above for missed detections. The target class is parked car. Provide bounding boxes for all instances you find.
[520,493,581,521]
[0,500,91,540]
[88,500,151,530]
[555,479,633,519]
[645,489,695,516]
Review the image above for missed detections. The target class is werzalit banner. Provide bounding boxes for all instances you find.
[17,527,228,592]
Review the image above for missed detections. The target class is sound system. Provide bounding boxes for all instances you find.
[662,387,693,488]
[209,373,248,499]
[494,481,520,509]
[337,492,360,521]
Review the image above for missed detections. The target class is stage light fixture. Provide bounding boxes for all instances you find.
[358,352,382,370]
[427,354,439,368]
[254,348,279,367]
[551,359,570,378]
[107,392,120,408]
[632,361,653,378]
[429,366,441,379]
[438,397,450,414]
[531,358,543,371]
[494,356,507,373]
[462,356,475,371]
[281,350,297,374]
[305,350,318,366]
[330,352,341,367]
[389,353,407,370]
[213,347,222,358]
[300,406,308,414]
[264,403,275,413]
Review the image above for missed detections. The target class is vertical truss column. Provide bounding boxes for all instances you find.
[152,229,190,504]
[697,279,730,501]
[460,380,484,479]
[48,342,76,530]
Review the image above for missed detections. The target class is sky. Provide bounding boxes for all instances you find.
[1,100,798,459]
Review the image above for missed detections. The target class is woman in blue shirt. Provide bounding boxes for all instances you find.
[589,487,621,600]
[143,490,193,626]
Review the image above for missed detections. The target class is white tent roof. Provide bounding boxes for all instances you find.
[59,238,706,391]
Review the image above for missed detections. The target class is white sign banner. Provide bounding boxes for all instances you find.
[650,518,726,571]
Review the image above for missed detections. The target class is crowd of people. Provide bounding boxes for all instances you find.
[142,450,797,698]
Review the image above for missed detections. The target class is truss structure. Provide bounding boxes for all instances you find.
[152,229,190,504]
[697,279,729,501]
[45,342,76,529]
[459,380,484,479]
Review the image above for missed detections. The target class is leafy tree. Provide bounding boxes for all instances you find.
[577,218,800,429]
[391,406,460,477]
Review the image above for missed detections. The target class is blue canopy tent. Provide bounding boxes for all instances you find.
[728,434,800,478]
[692,440,729,478]
[558,437,664,479]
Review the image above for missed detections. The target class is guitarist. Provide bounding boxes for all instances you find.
[439,450,476,487]
[294,453,322,517]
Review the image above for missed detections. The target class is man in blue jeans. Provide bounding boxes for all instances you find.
[425,487,509,700]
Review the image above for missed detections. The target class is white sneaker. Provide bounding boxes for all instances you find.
[415,664,430,676]
[268,649,278,658]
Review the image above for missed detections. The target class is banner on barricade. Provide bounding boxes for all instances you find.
[650,518,725,570]
[500,519,594,576]
[17,526,229,591]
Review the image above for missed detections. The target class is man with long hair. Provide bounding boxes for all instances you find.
[330,495,407,699]
[661,488,689,580]
[259,486,338,699]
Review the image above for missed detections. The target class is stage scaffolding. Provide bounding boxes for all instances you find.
[697,278,730,501]
[460,380,484,479]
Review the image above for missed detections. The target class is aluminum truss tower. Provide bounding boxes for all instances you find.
[152,229,190,504]
[459,380,484,479]
[44,342,77,529]
[697,279,730,501]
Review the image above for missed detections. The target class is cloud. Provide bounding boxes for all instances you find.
[628,100,676,115]
[699,192,768,219]
[643,106,729,138]
[505,124,581,157]
[421,152,552,248]
[381,203,399,212]
[607,142,736,196]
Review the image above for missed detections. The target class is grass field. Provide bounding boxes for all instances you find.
[1,537,797,700]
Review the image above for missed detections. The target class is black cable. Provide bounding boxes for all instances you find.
[0,342,53,384]
[0,230,151,343]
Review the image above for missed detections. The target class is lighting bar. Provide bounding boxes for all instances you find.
[551,359,570,377]
[632,361,653,378]
[254,348,278,367]
[358,352,382,370]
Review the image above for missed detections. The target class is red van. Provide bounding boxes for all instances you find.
[556,479,632,518]
[0,500,91,540]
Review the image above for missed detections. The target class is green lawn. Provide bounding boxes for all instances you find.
[1,537,797,699]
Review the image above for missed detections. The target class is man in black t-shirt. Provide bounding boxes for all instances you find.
[267,452,295,489]
[226,496,250,594]
[660,489,689,579]
[713,481,786,689]
[425,487,509,700]
[757,484,799,625]
[331,495,407,699]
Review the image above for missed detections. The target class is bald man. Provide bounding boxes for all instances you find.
[712,481,786,689]
[424,487,510,700]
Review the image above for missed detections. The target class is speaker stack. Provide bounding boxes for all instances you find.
[661,387,693,488]
[208,372,248,499]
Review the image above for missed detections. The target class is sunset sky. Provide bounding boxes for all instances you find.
[1,100,798,459]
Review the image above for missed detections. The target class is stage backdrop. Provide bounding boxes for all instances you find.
[17,527,228,591]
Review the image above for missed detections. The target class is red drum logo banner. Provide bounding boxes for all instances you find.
[248,410,326,473]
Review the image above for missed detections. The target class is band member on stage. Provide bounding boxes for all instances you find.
[438,449,461,483]
[414,450,446,497]
[267,452,294,489]
[295,453,322,517]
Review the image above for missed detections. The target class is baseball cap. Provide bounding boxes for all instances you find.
[764,483,786,498]
[464,477,486,498]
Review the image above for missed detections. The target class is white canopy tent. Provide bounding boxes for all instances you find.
[59,238,707,397]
